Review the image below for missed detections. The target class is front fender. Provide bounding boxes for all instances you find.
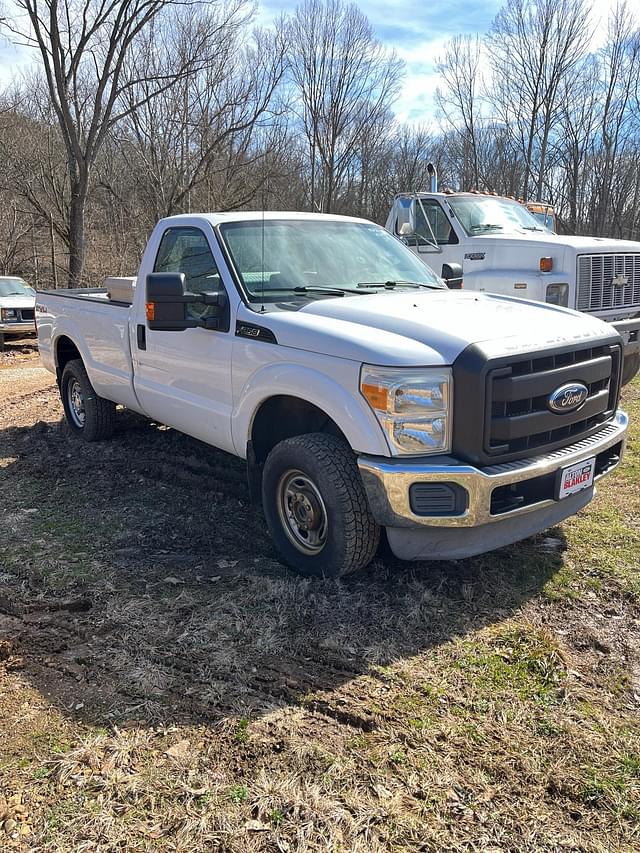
[231,361,390,459]
[462,268,555,302]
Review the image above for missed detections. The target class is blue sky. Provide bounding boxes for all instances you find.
[258,0,618,124]
[259,0,502,124]
[258,0,502,123]
[0,0,620,125]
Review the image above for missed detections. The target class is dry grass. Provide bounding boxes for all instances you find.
[0,356,638,851]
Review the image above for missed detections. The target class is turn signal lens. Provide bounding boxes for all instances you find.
[145,302,155,321]
[361,382,388,411]
[540,257,553,272]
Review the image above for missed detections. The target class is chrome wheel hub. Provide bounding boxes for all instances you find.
[67,379,86,428]
[277,470,328,554]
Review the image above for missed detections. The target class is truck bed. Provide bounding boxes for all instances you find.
[36,287,140,411]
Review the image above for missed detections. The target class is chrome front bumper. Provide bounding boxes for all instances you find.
[0,321,36,336]
[358,410,628,529]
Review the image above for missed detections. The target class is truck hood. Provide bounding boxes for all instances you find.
[472,231,640,255]
[0,295,35,309]
[259,290,616,366]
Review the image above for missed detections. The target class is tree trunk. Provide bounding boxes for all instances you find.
[49,213,59,289]
[68,177,88,288]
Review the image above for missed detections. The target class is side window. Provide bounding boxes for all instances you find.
[415,201,458,246]
[154,227,222,320]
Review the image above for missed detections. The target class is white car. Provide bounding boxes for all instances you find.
[35,212,629,576]
[0,276,36,349]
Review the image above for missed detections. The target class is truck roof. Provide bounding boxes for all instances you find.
[395,190,521,201]
[158,211,372,227]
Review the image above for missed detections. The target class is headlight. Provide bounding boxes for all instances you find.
[546,283,569,307]
[360,366,452,455]
[1,308,17,320]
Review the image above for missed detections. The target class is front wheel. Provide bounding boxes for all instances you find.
[262,433,380,577]
[60,359,116,441]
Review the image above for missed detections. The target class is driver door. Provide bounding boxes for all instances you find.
[132,225,236,453]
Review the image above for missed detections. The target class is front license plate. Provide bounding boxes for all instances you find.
[557,457,596,500]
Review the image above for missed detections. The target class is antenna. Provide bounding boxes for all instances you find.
[260,183,266,314]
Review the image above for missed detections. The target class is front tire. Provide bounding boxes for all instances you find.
[60,359,116,441]
[262,433,380,577]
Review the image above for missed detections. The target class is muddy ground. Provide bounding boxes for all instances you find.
[0,341,639,851]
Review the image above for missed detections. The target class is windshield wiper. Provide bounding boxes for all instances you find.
[470,224,504,232]
[357,280,443,290]
[521,225,545,232]
[292,285,365,296]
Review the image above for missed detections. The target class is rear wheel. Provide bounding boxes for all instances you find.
[60,359,115,441]
[262,433,380,577]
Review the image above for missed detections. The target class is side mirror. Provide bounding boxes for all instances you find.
[396,197,415,238]
[196,289,229,330]
[145,273,229,331]
[146,272,194,331]
[442,262,463,290]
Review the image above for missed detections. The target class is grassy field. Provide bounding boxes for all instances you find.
[0,349,638,851]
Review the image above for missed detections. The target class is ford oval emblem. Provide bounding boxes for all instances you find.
[548,382,588,414]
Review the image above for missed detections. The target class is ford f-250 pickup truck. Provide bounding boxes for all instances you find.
[385,189,640,385]
[36,212,629,577]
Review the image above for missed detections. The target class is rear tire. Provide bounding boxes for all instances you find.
[60,359,116,441]
[262,433,380,577]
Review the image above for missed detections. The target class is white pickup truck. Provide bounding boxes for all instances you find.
[36,212,629,577]
[385,190,640,384]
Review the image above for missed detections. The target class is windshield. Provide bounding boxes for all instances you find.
[530,210,555,232]
[219,219,446,300]
[0,278,33,297]
[447,196,544,235]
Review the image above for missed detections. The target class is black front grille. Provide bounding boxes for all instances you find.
[453,338,622,466]
[19,308,34,321]
[486,345,619,459]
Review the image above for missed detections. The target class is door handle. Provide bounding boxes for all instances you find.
[137,324,146,350]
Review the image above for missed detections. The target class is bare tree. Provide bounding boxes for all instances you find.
[2,0,230,286]
[288,0,403,213]
[107,5,286,229]
[589,2,640,234]
[553,56,600,231]
[488,0,591,200]
[436,35,484,189]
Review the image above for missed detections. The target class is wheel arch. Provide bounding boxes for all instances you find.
[54,335,83,383]
[249,395,347,465]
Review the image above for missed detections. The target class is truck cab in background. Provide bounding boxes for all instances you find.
[385,190,640,384]
[524,201,557,234]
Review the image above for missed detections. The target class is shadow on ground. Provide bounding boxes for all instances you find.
[0,336,38,359]
[0,409,566,731]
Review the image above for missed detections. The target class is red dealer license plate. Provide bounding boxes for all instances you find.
[557,457,596,500]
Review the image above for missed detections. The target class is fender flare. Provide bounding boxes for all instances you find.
[231,362,389,459]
